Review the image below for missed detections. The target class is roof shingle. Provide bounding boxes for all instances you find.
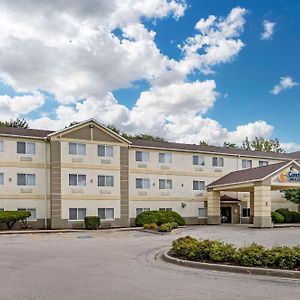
[0,127,53,138]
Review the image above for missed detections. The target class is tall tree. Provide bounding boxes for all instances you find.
[284,189,300,212]
[241,137,284,153]
[0,118,29,128]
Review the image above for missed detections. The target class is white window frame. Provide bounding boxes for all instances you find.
[159,208,172,211]
[68,174,86,187]
[98,208,115,220]
[69,142,86,156]
[198,207,208,219]
[242,159,252,169]
[136,208,150,216]
[17,141,36,155]
[98,175,114,187]
[212,157,224,167]
[135,151,149,162]
[69,208,86,221]
[193,180,205,191]
[159,179,172,190]
[17,174,36,186]
[136,178,150,189]
[18,208,37,221]
[98,145,113,157]
[193,155,205,166]
[259,160,268,167]
[159,153,172,164]
[0,173,3,185]
[0,140,3,152]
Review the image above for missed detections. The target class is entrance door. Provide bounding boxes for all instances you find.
[221,207,232,223]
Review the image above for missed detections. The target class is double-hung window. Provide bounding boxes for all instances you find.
[0,141,3,152]
[193,156,205,166]
[136,178,150,189]
[18,208,36,221]
[69,208,86,220]
[242,208,251,217]
[69,174,86,186]
[198,208,208,218]
[0,173,3,185]
[98,175,114,187]
[159,153,172,164]
[98,208,114,220]
[135,151,149,162]
[159,208,172,211]
[17,174,36,186]
[159,179,172,189]
[69,143,86,155]
[212,157,224,167]
[98,145,113,157]
[17,141,36,155]
[259,160,268,167]
[242,159,252,169]
[136,208,150,216]
[193,180,205,191]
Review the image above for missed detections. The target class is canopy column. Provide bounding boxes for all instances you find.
[253,185,272,228]
[249,191,254,224]
[207,189,221,225]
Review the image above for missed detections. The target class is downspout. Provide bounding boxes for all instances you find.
[44,139,48,229]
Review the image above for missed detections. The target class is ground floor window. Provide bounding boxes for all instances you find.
[69,208,86,220]
[98,208,114,220]
[0,208,4,212]
[159,208,172,211]
[242,208,250,217]
[18,208,36,221]
[198,208,207,218]
[136,208,150,216]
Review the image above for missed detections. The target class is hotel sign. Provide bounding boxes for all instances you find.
[278,167,300,182]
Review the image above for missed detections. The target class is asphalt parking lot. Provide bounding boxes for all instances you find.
[0,225,299,300]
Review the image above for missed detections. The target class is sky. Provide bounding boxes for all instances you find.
[0,0,299,151]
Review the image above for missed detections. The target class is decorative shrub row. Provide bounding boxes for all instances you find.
[0,211,31,230]
[272,208,300,223]
[172,236,300,270]
[143,223,158,230]
[135,211,185,227]
[84,216,100,230]
[159,222,179,232]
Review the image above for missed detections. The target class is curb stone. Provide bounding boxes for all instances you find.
[161,249,300,279]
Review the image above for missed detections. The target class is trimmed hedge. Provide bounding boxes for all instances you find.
[0,211,31,230]
[84,216,100,230]
[271,211,284,223]
[275,208,293,223]
[135,210,185,226]
[291,211,300,223]
[143,223,158,230]
[159,222,179,232]
[172,236,300,270]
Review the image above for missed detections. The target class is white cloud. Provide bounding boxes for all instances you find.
[261,20,275,40]
[281,143,300,153]
[271,76,298,95]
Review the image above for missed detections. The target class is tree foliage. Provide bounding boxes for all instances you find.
[284,189,300,205]
[0,118,29,128]
[241,137,284,153]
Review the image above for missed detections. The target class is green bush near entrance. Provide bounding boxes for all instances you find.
[135,210,185,227]
[271,211,284,223]
[275,208,293,223]
[291,211,300,223]
[172,236,300,270]
[84,216,100,230]
[0,211,31,230]
[158,222,179,232]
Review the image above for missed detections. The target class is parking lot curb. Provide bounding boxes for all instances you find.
[161,249,300,279]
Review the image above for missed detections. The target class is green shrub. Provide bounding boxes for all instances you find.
[0,211,31,230]
[158,222,178,232]
[143,223,158,230]
[209,241,236,263]
[234,243,266,267]
[275,208,293,223]
[84,216,100,230]
[290,211,300,223]
[135,211,185,227]
[271,211,284,223]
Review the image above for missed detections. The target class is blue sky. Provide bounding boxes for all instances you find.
[0,0,299,150]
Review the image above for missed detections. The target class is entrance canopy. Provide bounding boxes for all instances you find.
[206,160,300,228]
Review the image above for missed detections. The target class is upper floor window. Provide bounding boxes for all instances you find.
[159,153,172,164]
[17,141,35,155]
[212,157,224,167]
[259,160,268,167]
[69,142,86,155]
[242,159,252,169]
[136,178,150,189]
[98,145,113,157]
[0,140,3,152]
[69,174,86,186]
[135,151,149,162]
[0,173,3,185]
[193,155,205,166]
[159,179,172,189]
[98,175,114,187]
[193,180,205,191]
[17,174,36,186]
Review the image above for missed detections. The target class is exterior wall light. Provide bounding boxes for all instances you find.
[181,202,186,208]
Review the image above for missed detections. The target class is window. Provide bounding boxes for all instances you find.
[135,151,149,162]
[17,141,35,155]
[0,140,3,152]
[69,208,86,220]
[17,174,36,186]
[242,208,250,218]
[18,208,36,221]
[98,208,114,220]
[198,208,208,218]
[69,142,86,155]
[159,179,172,189]
[136,178,150,189]
[259,160,268,167]
[98,145,113,157]
[69,174,86,186]
[0,173,3,185]
[242,159,252,169]
[136,208,150,216]
[98,175,114,187]
[212,157,224,167]
[159,208,172,211]
[193,180,205,190]
[193,156,205,166]
[159,153,172,164]
[0,208,4,211]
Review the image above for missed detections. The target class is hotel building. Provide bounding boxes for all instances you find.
[0,119,299,229]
